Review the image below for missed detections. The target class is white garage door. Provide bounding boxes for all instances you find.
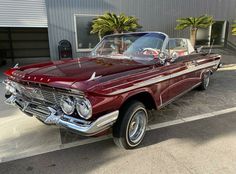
[0,0,47,28]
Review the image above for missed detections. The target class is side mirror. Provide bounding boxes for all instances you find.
[158,52,168,65]
[170,52,179,62]
[195,46,203,53]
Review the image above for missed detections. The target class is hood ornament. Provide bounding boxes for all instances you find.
[13,63,19,68]
[87,72,102,81]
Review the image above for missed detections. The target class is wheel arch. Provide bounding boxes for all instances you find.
[201,68,212,79]
[119,90,157,113]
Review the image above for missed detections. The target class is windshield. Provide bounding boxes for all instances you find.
[92,33,166,60]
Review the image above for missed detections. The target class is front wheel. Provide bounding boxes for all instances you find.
[112,101,148,149]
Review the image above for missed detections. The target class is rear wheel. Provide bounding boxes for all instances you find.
[199,72,210,90]
[113,101,148,149]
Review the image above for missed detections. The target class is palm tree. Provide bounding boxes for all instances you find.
[90,12,142,40]
[232,21,236,35]
[175,15,214,47]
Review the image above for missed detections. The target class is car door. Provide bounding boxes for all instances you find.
[156,63,178,105]
[166,54,202,101]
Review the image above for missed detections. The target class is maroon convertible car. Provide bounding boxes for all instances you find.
[4,32,221,149]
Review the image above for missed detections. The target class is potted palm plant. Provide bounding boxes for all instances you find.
[175,15,214,47]
[90,12,142,40]
[232,21,236,35]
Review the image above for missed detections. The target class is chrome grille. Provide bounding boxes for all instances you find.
[40,89,63,105]
[16,83,63,105]
[25,105,51,121]
[15,97,52,121]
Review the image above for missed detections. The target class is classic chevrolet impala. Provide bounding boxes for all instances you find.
[4,32,221,149]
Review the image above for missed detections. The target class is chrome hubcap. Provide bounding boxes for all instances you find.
[128,109,147,144]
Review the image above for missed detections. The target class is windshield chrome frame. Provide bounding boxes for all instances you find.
[91,32,169,57]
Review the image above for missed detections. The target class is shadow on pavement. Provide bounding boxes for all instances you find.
[141,112,236,148]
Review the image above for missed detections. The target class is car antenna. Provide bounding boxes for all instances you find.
[208,39,215,55]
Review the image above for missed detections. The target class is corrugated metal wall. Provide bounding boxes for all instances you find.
[0,0,47,28]
[46,0,236,59]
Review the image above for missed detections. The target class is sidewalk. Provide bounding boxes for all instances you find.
[0,87,61,162]
[0,54,235,163]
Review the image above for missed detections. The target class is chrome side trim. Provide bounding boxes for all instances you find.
[109,60,219,95]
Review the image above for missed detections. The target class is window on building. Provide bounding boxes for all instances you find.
[74,14,100,51]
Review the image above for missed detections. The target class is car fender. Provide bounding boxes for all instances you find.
[119,87,158,110]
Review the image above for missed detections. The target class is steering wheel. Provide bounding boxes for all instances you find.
[142,48,159,58]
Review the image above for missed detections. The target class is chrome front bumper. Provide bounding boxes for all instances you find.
[5,93,119,136]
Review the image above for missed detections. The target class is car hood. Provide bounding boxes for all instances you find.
[8,57,151,90]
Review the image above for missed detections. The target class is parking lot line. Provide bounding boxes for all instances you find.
[148,107,236,130]
[1,106,236,164]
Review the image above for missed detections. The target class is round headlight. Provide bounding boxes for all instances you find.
[60,96,75,115]
[76,98,92,119]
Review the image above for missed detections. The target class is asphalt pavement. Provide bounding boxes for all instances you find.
[0,111,236,174]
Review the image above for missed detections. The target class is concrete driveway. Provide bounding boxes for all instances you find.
[0,54,235,168]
